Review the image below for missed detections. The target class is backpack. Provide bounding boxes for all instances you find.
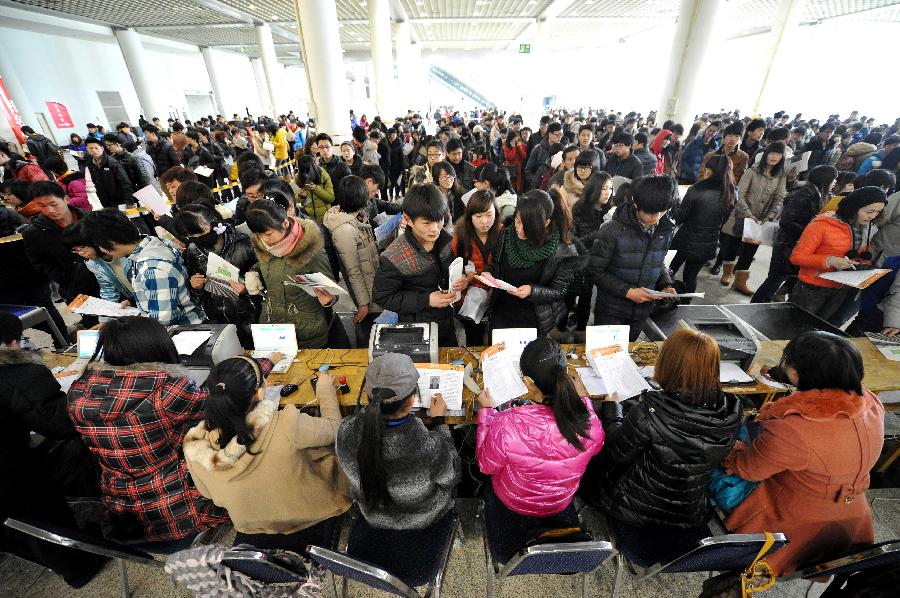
[27,135,60,171]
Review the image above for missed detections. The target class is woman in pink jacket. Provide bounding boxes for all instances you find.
[476,337,604,563]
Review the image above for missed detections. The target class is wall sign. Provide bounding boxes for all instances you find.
[0,76,26,143]
[45,100,74,128]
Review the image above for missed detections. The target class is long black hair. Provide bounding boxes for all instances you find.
[573,171,613,222]
[756,141,786,177]
[806,165,839,210]
[204,357,266,451]
[357,387,412,506]
[295,154,322,187]
[454,190,500,264]
[520,337,591,450]
[694,153,736,206]
[516,189,573,245]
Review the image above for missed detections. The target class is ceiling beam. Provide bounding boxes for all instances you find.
[507,0,575,50]
[135,23,246,32]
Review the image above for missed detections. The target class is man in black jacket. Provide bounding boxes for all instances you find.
[21,182,100,307]
[446,137,475,191]
[84,137,135,207]
[142,124,179,177]
[103,133,152,190]
[604,132,644,181]
[0,313,105,588]
[21,125,59,173]
[316,133,352,192]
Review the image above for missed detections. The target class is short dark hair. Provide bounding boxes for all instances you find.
[768,127,790,142]
[98,316,180,366]
[446,138,464,153]
[722,122,744,138]
[174,204,219,236]
[0,312,23,345]
[82,209,142,250]
[246,199,289,234]
[315,133,333,145]
[84,137,103,147]
[359,164,385,189]
[337,175,369,212]
[612,131,633,146]
[141,124,159,135]
[578,124,594,134]
[746,118,766,133]
[43,156,68,175]
[102,133,123,145]
[632,175,675,213]
[174,180,216,209]
[402,183,447,223]
[633,132,648,146]
[671,124,685,135]
[547,123,563,134]
[239,167,268,191]
[30,180,66,200]
[60,220,97,251]
[781,331,863,394]
[425,139,444,153]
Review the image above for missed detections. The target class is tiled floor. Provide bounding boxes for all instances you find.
[5,241,899,597]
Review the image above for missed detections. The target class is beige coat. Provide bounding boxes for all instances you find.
[552,169,585,209]
[322,206,380,312]
[722,166,787,237]
[183,384,351,535]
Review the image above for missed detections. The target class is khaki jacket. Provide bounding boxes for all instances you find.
[322,206,380,311]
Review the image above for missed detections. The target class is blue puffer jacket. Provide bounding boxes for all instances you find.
[679,135,720,184]
[589,203,675,320]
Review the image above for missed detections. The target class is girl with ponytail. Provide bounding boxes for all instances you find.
[476,337,604,562]
[487,189,583,336]
[183,354,351,553]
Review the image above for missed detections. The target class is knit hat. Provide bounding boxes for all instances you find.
[836,186,887,221]
[365,353,420,403]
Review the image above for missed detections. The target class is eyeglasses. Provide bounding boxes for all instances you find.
[439,173,456,181]
[427,153,442,158]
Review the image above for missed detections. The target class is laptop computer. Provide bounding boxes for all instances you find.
[250,323,298,373]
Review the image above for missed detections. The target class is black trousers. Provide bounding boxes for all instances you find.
[751,243,797,303]
[717,233,760,270]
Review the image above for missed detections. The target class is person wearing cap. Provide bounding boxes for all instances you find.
[790,186,888,324]
[475,337,604,563]
[524,122,563,191]
[335,352,461,531]
[85,123,103,142]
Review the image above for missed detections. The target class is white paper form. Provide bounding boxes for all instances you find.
[285,273,349,296]
[448,257,464,303]
[481,343,529,406]
[491,328,537,374]
[206,252,240,282]
[171,330,212,355]
[194,165,214,177]
[741,219,778,246]
[413,363,465,410]
[585,325,630,355]
[475,272,518,293]
[67,295,140,317]
[587,350,651,400]
[642,288,706,299]
[817,268,890,289]
[719,361,754,384]
[133,184,172,216]
[576,367,608,397]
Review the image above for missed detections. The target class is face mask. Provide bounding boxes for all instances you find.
[193,229,218,249]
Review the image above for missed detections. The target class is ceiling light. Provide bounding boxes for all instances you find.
[248,3,255,9]
[270,15,278,20]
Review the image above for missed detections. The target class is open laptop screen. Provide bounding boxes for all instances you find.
[251,324,298,353]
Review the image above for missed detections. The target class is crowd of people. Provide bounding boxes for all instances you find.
[0,104,897,593]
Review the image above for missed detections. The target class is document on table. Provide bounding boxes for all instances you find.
[720,361,754,384]
[194,165,214,177]
[133,184,171,216]
[642,288,705,299]
[865,332,900,362]
[481,343,529,406]
[171,330,212,355]
[285,273,348,296]
[413,363,465,410]
[576,367,608,397]
[817,268,890,289]
[448,257,464,303]
[587,350,651,400]
[585,325,630,355]
[475,272,518,293]
[67,294,140,317]
[491,328,537,374]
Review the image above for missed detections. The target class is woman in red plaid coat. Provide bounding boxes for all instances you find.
[67,317,274,543]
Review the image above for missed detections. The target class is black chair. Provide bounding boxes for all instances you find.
[4,517,163,598]
[599,515,788,598]
[480,502,617,598]
[222,546,312,585]
[782,539,900,581]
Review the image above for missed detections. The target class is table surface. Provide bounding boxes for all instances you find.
[44,337,900,424]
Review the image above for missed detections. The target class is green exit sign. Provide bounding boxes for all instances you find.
[519,43,531,54]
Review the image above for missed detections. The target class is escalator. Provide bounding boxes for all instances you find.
[428,64,496,110]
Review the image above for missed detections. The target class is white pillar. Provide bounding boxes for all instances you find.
[0,42,37,145]
[250,57,274,118]
[368,0,395,119]
[113,27,169,121]
[753,0,806,114]
[392,20,412,113]
[294,0,350,137]
[657,0,722,127]
[200,47,226,116]
[255,23,282,117]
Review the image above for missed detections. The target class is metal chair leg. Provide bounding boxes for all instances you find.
[326,570,338,598]
[582,572,589,598]
[117,558,131,598]
[611,553,625,598]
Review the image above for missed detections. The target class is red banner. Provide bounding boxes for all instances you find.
[0,76,26,144]
[45,100,74,129]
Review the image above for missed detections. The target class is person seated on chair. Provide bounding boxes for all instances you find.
[723,331,884,575]
[588,328,741,530]
[0,313,107,588]
[475,337,604,563]
[68,317,273,543]
[335,353,461,531]
[183,356,351,554]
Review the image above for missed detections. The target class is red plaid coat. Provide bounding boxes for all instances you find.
[67,358,272,542]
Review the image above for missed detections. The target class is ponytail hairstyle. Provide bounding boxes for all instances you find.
[357,387,413,507]
[516,189,573,246]
[697,153,736,207]
[806,165,838,210]
[204,357,266,451]
[520,337,590,450]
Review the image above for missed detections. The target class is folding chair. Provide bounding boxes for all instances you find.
[308,510,459,598]
[222,547,311,585]
[783,539,900,581]
[600,515,787,598]
[4,517,164,598]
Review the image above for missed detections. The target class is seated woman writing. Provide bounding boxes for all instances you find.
[724,331,884,575]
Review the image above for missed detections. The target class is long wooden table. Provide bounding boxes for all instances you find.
[45,336,900,424]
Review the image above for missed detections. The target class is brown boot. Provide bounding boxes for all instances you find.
[720,262,736,286]
[732,270,754,296]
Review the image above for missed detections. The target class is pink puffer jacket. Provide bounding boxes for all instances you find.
[476,398,604,517]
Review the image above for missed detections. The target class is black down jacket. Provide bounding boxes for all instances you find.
[594,390,741,529]
[489,230,585,336]
[777,184,824,247]
[670,182,731,262]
